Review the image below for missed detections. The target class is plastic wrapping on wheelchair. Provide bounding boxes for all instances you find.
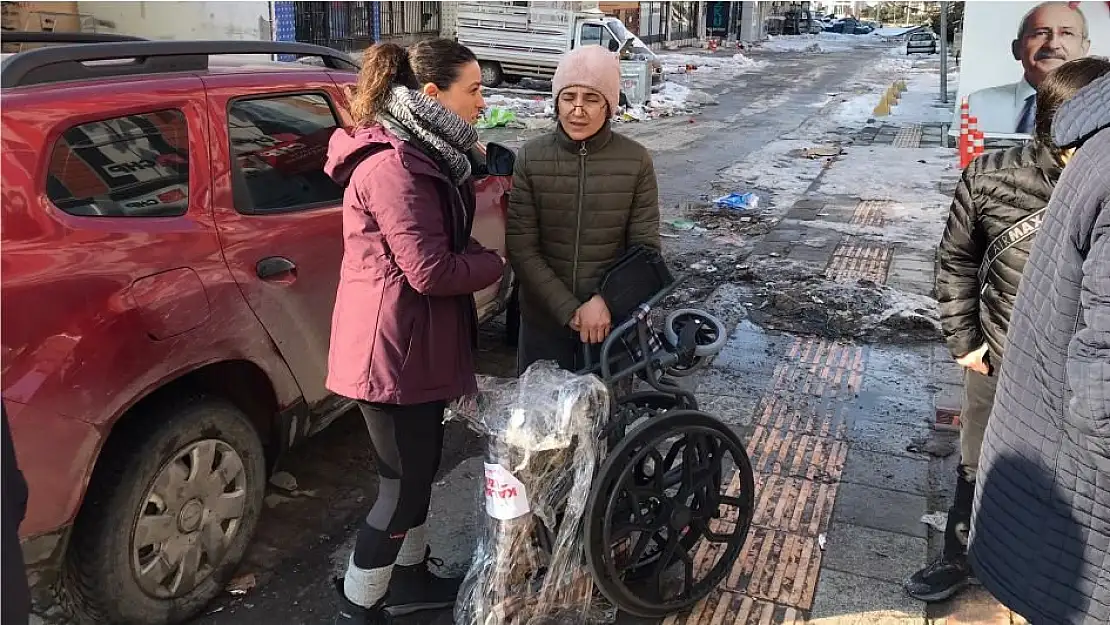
[597,245,674,323]
[446,362,617,624]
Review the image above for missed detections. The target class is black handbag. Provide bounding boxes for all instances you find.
[596,245,674,323]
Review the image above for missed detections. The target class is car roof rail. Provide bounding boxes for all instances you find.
[0,31,149,45]
[1,39,358,88]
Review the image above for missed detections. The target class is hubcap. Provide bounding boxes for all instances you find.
[131,439,248,599]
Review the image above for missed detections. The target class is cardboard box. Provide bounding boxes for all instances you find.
[1,1,82,33]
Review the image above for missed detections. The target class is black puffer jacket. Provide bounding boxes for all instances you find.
[935,142,1062,360]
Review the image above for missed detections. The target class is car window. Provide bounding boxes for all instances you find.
[228,93,343,214]
[46,110,190,218]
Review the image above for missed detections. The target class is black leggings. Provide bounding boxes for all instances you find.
[352,400,446,569]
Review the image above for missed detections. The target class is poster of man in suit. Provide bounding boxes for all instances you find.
[956,1,1110,137]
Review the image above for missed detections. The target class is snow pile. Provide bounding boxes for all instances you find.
[659,52,767,76]
[763,35,833,53]
[618,80,720,122]
[718,139,829,212]
[762,32,879,54]
[819,145,954,204]
[834,92,882,125]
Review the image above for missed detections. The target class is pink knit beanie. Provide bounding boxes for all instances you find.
[552,45,621,114]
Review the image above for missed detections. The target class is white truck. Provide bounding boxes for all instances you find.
[456,1,661,88]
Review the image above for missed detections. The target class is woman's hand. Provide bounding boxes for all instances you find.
[571,295,611,344]
[956,343,990,376]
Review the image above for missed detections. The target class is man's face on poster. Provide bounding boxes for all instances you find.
[1012,3,1091,87]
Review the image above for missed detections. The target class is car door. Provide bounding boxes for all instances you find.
[204,72,346,410]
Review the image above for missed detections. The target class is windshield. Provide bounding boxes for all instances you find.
[607,19,631,41]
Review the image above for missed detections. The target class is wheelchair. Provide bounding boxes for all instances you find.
[454,250,756,623]
[568,273,757,618]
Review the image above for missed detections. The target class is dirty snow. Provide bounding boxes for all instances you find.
[660,52,767,75]
[819,145,954,203]
[761,32,880,54]
[718,140,828,212]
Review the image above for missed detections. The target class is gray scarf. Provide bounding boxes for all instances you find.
[382,86,478,184]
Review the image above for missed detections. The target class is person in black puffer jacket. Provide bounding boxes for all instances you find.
[905,57,1110,604]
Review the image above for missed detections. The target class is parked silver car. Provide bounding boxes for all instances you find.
[906,31,938,55]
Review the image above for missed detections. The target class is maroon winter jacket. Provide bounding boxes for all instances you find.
[324,125,503,404]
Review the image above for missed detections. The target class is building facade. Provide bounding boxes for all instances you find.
[272,1,440,53]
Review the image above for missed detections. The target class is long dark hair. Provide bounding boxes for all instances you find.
[349,38,478,124]
[1034,56,1110,150]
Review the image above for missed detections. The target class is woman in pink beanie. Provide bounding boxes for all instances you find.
[507,45,660,373]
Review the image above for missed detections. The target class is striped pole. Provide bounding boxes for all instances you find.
[958,97,971,168]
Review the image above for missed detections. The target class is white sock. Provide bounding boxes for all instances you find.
[395,524,427,566]
[344,555,392,609]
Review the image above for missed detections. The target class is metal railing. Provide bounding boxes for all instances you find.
[378,1,440,39]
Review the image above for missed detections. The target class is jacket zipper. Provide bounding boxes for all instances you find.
[571,141,587,295]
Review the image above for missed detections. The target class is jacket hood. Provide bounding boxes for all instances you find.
[324,125,399,186]
[1052,72,1110,149]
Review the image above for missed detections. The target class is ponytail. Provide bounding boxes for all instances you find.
[349,39,479,126]
[350,42,417,124]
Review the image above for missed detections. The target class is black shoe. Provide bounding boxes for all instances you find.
[904,554,973,602]
[385,548,462,616]
[334,578,393,624]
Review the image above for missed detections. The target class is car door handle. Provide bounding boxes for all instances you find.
[257,256,297,280]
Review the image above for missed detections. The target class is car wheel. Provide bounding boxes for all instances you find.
[60,397,266,625]
[505,288,520,347]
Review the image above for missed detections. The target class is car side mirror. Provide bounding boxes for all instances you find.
[485,142,516,177]
[608,38,620,52]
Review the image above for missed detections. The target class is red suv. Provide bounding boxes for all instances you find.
[1,35,516,624]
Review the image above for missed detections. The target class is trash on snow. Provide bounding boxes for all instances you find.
[715,192,760,210]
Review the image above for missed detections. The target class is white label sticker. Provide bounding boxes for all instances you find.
[484,462,530,520]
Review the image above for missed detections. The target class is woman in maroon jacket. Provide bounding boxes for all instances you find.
[323,39,503,624]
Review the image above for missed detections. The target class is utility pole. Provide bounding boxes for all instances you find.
[940,1,949,103]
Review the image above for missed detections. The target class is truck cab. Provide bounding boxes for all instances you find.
[457,2,662,88]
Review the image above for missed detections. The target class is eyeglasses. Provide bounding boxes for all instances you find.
[559,92,606,113]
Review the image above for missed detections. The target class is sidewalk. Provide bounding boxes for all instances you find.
[646,95,1026,624]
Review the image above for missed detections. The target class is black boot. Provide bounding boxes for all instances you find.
[384,547,462,616]
[334,578,393,625]
[905,467,976,602]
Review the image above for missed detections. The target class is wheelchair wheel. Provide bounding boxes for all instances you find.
[583,411,755,618]
[663,310,726,377]
[664,309,727,357]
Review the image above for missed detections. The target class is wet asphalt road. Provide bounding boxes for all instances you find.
[185,43,891,625]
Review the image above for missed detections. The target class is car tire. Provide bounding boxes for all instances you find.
[479,61,504,88]
[60,397,266,625]
[505,288,520,347]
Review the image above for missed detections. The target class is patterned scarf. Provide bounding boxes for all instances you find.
[382,86,478,184]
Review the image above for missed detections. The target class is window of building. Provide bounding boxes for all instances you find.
[46,110,190,217]
[228,93,344,214]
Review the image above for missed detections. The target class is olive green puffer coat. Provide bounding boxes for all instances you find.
[506,124,660,327]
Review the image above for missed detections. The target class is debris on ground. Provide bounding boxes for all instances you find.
[227,573,257,596]
[906,435,957,457]
[665,217,698,231]
[715,192,760,210]
[920,512,948,533]
[802,145,844,159]
[667,256,941,343]
[269,471,298,492]
[475,106,518,129]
